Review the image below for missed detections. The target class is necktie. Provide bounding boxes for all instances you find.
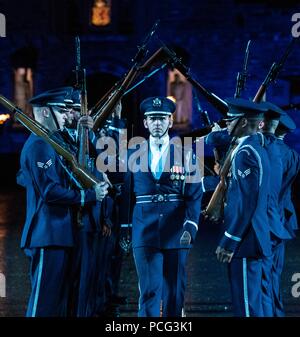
[154,144,163,180]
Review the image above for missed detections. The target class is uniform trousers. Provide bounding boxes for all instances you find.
[261,238,285,317]
[24,247,72,317]
[70,230,100,317]
[228,257,265,317]
[133,247,189,317]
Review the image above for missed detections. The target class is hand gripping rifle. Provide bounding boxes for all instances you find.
[235,40,251,98]
[91,20,160,131]
[0,95,107,189]
[204,38,297,222]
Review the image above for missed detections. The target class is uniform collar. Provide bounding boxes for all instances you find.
[236,135,249,145]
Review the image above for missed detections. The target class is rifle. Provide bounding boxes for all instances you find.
[74,36,90,169]
[193,91,212,127]
[235,40,251,98]
[103,47,169,99]
[0,95,105,189]
[204,39,297,222]
[253,38,296,102]
[91,20,160,131]
[204,139,238,221]
[74,37,92,227]
[157,42,229,116]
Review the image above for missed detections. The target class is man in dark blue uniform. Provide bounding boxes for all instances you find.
[257,102,289,316]
[273,113,300,316]
[216,98,271,317]
[89,99,128,316]
[121,96,203,317]
[62,87,107,317]
[63,90,127,317]
[17,88,108,317]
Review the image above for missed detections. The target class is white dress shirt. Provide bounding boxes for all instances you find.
[149,134,170,177]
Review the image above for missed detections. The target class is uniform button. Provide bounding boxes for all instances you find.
[160,214,163,217]
[156,183,160,187]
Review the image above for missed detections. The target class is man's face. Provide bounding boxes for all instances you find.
[65,108,75,125]
[143,115,173,138]
[226,117,241,136]
[64,108,80,128]
[52,107,68,130]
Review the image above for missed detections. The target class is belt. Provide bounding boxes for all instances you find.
[136,194,183,204]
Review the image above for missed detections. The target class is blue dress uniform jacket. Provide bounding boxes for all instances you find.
[205,130,232,162]
[218,133,271,317]
[124,140,203,249]
[219,133,271,258]
[93,117,127,315]
[264,133,290,240]
[261,133,288,316]
[17,134,98,248]
[267,139,300,317]
[121,138,202,317]
[17,134,98,317]
[277,139,300,236]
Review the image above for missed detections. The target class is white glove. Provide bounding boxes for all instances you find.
[94,182,109,202]
[180,231,191,245]
[211,122,222,132]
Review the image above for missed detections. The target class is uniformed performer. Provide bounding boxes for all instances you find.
[215,98,271,317]
[62,87,107,317]
[16,88,108,317]
[259,102,288,317]
[273,112,300,316]
[63,89,127,317]
[94,101,128,316]
[121,96,203,317]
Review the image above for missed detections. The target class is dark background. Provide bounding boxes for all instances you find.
[0,0,299,220]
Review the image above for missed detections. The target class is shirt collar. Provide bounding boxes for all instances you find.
[149,134,169,149]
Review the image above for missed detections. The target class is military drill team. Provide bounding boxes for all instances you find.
[3,38,297,318]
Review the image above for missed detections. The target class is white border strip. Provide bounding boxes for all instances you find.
[201,177,206,193]
[80,190,85,207]
[183,220,198,230]
[32,248,44,317]
[225,231,242,242]
[144,111,172,116]
[243,258,250,317]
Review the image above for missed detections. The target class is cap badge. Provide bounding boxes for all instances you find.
[152,98,162,107]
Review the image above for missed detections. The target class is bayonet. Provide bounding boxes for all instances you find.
[234,40,251,98]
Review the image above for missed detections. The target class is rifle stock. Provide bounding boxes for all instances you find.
[160,45,229,116]
[253,62,277,103]
[204,140,237,220]
[91,21,161,131]
[204,177,226,220]
[91,47,169,129]
[0,94,100,189]
[92,66,139,131]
